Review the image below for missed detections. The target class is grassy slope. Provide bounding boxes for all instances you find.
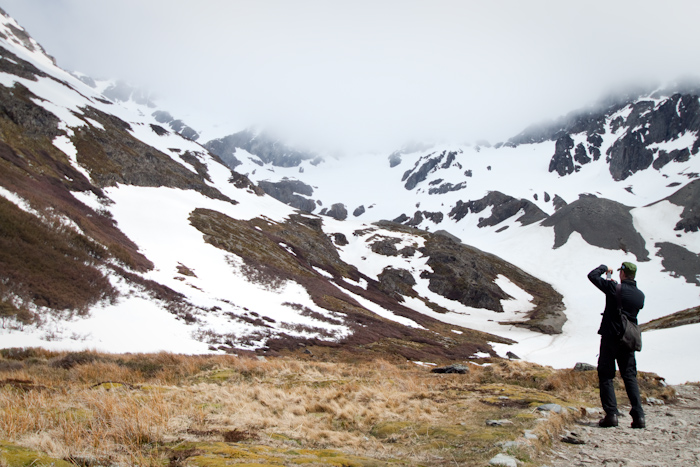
[0,350,672,467]
[641,305,700,331]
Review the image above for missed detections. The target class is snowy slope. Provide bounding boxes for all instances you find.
[0,9,699,384]
[1,11,532,364]
[220,99,700,383]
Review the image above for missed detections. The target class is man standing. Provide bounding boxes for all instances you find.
[588,262,645,429]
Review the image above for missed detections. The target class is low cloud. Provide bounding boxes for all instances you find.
[4,0,700,153]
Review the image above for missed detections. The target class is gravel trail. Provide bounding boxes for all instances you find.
[547,384,700,466]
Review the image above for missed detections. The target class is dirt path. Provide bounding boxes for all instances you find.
[546,384,700,466]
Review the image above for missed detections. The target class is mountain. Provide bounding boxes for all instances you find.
[204,91,700,383]
[0,9,698,383]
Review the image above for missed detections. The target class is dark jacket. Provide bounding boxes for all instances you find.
[588,264,645,337]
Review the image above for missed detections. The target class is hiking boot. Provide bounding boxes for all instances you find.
[598,413,618,427]
[631,415,646,429]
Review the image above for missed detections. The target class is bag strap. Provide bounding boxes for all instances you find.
[615,283,627,319]
[614,283,628,341]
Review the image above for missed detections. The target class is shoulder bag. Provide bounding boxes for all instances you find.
[616,284,642,352]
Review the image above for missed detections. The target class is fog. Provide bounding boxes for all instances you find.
[3,0,700,153]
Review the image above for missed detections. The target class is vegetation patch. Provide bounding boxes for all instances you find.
[0,441,73,467]
[641,305,700,331]
[374,221,567,335]
[0,351,673,466]
[0,195,116,315]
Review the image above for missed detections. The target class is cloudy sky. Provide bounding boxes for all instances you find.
[3,0,700,153]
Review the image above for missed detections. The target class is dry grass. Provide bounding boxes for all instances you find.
[0,350,671,466]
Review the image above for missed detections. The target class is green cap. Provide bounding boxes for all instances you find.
[618,262,637,275]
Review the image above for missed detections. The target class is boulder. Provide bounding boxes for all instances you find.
[573,362,596,372]
[431,364,469,374]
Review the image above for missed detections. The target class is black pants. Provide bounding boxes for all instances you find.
[597,336,644,419]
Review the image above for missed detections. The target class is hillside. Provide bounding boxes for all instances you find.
[205,90,700,383]
[0,9,564,365]
[0,8,699,385]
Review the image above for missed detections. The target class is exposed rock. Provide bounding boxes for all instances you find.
[405,211,424,226]
[574,142,591,165]
[573,362,596,371]
[433,230,461,244]
[645,94,700,145]
[486,419,514,426]
[653,148,691,170]
[606,130,654,180]
[412,226,566,333]
[392,213,410,224]
[428,181,466,195]
[151,110,199,141]
[330,233,349,246]
[431,364,469,374]
[449,191,548,227]
[403,210,444,226]
[549,134,575,176]
[353,205,365,217]
[369,237,401,256]
[537,403,563,413]
[403,151,443,190]
[205,129,317,168]
[606,94,700,180]
[150,124,168,136]
[560,431,586,445]
[505,351,520,360]
[0,83,61,139]
[167,118,199,141]
[541,196,649,261]
[377,267,417,301]
[489,453,518,467]
[179,151,211,181]
[663,179,700,232]
[322,203,348,221]
[73,106,232,203]
[402,150,462,190]
[103,80,155,107]
[552,194,567,211]
[422,211,443,224]
[515,90,700,182]
[257,180,315,213]
[0,45,48,81]
[229,172,264,195]
[655,242,700,285]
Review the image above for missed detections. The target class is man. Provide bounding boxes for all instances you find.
[588,262,645,429]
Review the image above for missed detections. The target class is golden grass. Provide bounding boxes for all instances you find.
[0,350,672,466]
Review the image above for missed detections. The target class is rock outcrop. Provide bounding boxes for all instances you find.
[205,129,318,169]
[257,179,316,212]
[541,195,649,261]
[449,191,548,227]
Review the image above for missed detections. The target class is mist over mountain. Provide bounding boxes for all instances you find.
[4,1,700,154]
[0,7,699,385]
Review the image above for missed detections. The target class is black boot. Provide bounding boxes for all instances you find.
[631,415,645,429]
[598,413,618,427]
